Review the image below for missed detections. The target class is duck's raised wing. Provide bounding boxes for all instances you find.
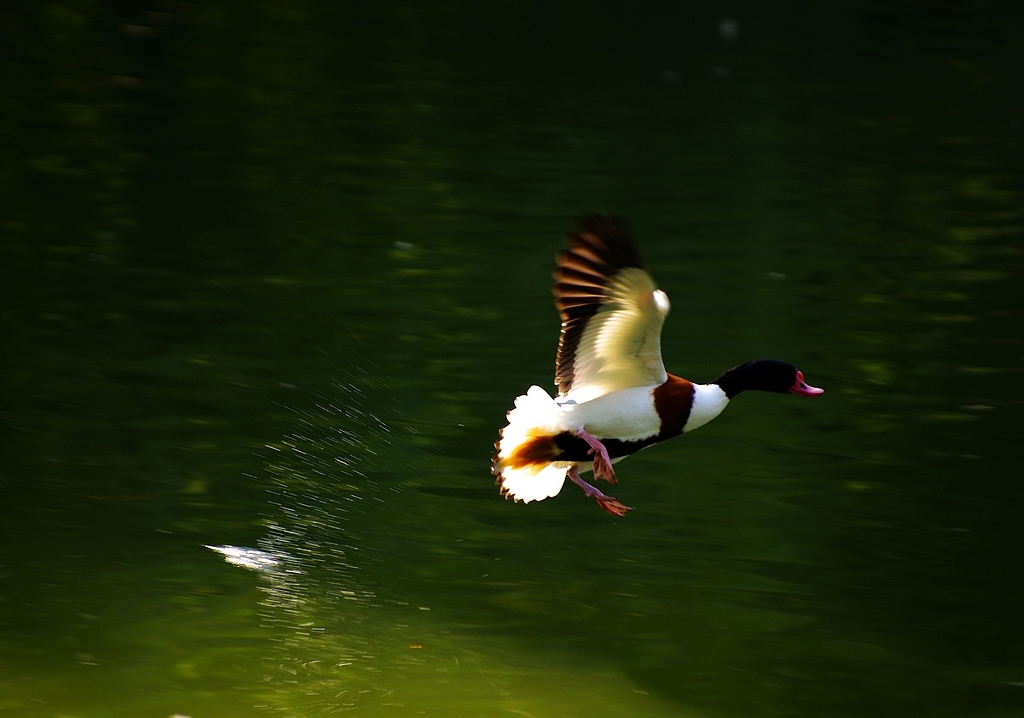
[552,215,670,403]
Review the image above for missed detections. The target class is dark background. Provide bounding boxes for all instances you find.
[1,2,1021,716]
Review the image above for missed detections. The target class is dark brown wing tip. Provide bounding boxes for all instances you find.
[552,213,645,311]
[566,213,645,271]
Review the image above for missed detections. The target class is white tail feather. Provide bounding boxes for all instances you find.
[494,386,569,503]
[499,462,571,503]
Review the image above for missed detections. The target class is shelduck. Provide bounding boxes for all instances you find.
[492,214,823,516]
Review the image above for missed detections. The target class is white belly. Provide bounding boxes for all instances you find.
[557,386,661,442]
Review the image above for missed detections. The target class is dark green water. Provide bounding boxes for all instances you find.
[2,2,1022,716]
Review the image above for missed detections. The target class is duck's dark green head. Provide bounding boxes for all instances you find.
[714,359,824,399]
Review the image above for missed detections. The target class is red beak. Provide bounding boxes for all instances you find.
[789,370,824,396]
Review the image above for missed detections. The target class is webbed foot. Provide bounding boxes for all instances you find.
[567,466,633,517]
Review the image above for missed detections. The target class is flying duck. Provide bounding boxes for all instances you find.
[492,214,823,516]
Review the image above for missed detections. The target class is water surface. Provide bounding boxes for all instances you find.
[1,3,1022,716]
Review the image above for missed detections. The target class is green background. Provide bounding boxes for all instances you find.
[1,2,1021,716]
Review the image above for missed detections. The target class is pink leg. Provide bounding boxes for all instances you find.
[567,466,633,517]
[572,428,618,485]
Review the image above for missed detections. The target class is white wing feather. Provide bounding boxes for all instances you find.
[562,268,670,403]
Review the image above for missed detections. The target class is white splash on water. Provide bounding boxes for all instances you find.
[206,544,282,571]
